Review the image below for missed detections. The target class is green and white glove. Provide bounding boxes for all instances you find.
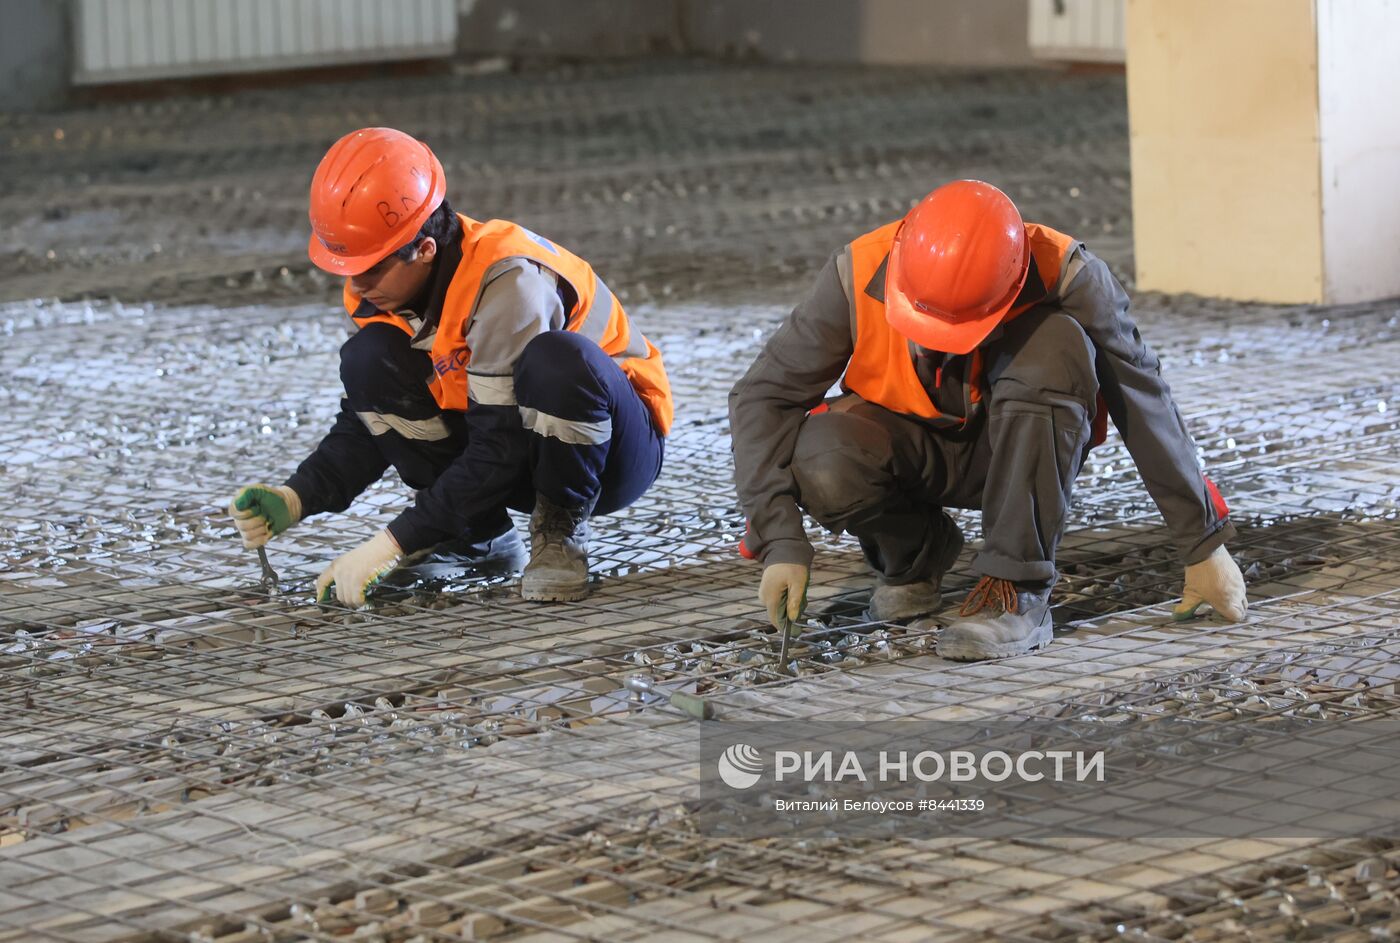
[315,530,404,607]
[1173,545,1248,623]
[228,484,302,549]
[759,562,810,633]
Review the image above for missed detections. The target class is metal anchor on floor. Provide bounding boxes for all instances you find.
[623,674,713,721]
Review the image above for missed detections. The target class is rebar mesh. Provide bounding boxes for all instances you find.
[1,59,1398,942]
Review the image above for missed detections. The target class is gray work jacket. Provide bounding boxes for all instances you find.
[728,238,1236,570]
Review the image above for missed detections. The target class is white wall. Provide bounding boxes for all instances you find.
[1128,0,1400,304]
[458,0,1039,68]
[1028,0,1125,63]
[1317,0,1400,303]
[1127,0,1325,302]
[72,0,458,85]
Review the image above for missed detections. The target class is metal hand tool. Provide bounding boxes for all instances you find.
[776,597,800,675]
[623,674,713,720]
[256,546,279,593]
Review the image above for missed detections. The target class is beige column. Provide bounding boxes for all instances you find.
[1126,0,1400,304]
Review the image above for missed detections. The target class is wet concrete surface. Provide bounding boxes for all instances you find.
[1,59,1398,942]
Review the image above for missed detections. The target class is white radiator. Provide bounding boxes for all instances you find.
[1028,0,1126,63]
[73,0,458,85]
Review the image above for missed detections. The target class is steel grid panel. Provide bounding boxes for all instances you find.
[1,60,1398,942]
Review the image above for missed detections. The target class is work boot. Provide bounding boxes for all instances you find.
[521,495,593,602]
[937,576,1054,661]
[400,516,527,573]
[427,528,527,575]
[866,512,965,622]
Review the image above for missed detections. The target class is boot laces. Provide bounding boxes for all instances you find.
[536,500,585,542]
[959,576,1019,617]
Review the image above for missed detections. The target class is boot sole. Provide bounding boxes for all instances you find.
[392,550,527,586]
[520,580,589,602]
[937,619,1053,662]
[403,536,527,573]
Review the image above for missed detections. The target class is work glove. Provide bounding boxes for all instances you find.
[228,484,302,549]
[1173,545,1248,623]
[759,562,810,632]
[315,530,404,607]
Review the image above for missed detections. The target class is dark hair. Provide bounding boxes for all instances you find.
[392,199,460,260]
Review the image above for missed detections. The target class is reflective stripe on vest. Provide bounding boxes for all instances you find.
[345,216,673,435]
[842,220,1101,440]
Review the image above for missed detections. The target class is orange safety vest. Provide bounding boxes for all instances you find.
[345,215,674,436]
[842,219,1106,445]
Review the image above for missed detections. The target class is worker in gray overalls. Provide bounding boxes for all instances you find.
[729,180,1247,660]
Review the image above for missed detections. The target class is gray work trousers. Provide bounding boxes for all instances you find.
[791,309,1097,586]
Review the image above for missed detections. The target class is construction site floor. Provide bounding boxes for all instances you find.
[2,59,1398,941]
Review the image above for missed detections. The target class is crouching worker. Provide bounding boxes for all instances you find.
[729,180,1246,661]
[228,128,672,606]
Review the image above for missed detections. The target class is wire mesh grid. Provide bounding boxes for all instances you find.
[2,60,1399,942]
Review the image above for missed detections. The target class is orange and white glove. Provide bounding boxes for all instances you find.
[1174,545,1248,623]
[315,530,404,607]
[227,484,302,549]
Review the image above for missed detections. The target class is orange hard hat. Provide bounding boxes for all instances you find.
[885,180,1029,355]
[307,128,447,276]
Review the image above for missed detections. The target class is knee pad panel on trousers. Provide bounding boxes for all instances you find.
[515,331,608,417]
[988,394,1092,500]
[791,411,895,524]
[989,311,1097,405]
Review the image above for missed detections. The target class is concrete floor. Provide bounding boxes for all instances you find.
[1,59,1398,941]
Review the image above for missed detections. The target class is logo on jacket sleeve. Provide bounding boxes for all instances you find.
[432,347,469,377]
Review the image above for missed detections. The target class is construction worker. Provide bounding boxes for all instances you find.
[730,180,1246,660]
[227,128,672,606]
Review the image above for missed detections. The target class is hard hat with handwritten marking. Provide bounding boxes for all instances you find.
[307,127,446,276]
